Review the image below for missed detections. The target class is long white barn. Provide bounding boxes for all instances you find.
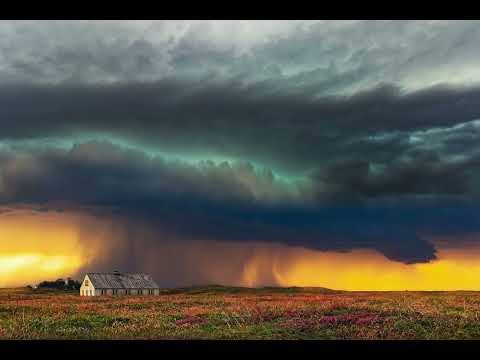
[80,272,160,297]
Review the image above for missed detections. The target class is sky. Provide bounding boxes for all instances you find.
[2,20,480,290]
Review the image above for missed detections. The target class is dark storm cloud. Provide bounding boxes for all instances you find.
[314,151,479,199]
[3,140,480,264]
[2,81,480,175]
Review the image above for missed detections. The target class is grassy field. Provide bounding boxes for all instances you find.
[1,286,480,339]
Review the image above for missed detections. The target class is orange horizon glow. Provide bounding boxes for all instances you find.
[2,209,480,291]
[0,210,92,287]
[0,253,82,287]
[241,245,480,291]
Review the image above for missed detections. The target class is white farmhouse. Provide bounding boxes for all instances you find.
[80,271,160,297]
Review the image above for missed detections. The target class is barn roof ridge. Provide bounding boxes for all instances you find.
[86,272,151,275]
[84,272,160,289]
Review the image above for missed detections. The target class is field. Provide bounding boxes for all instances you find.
[1,286,480,339]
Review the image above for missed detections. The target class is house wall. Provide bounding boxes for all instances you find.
[79,287,161,296]
[79,275,96,297]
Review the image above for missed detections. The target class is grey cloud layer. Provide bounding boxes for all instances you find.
[1,21,480,92]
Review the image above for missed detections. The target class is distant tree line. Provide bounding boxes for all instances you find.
[35,278,81,291]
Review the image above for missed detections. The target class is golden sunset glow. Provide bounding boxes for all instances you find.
[0,254,82,287]
[241,244,480,291]
[0,210,90,287]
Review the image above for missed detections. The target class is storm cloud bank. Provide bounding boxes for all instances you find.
[2,21,480,273]
[1,139,480,264]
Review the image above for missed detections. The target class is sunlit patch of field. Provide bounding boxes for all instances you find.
[1,286,480,339]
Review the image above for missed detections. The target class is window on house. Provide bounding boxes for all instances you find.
[85,279,89,287]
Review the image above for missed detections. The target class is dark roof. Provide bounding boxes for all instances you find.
[86,273,160,289]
